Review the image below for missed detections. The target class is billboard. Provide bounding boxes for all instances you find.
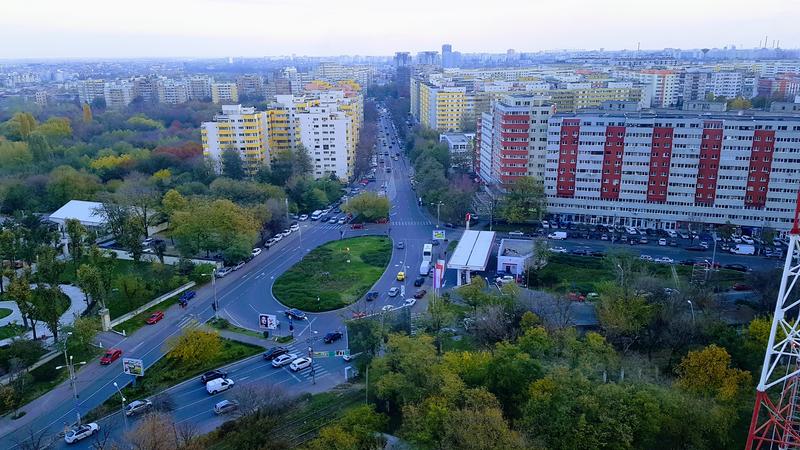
[259,314,278,330]
[122,358,144,377]
[432,229,446,240]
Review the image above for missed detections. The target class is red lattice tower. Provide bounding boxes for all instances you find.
[747,190,800,449]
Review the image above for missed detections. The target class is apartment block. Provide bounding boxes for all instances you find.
[103,81,134,110]
[187,76,213,101]
[545,109,800,232]
[77,79,105,104]
[236,74,264,100]
[211,82,239,104]
[156,79,189,104]
[201,105,269,174]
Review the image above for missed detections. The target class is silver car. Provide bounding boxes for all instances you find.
[124,399,153,417]
[214,399,239,415]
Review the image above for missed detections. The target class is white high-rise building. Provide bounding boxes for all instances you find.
[77,79,105,104]
[156,79,189,104]
[211,82,239,104]
[103,81,133,110]
[187,76,213,101]
[201,105,269,175]
[710,71,744,99]
[298,100,352,180]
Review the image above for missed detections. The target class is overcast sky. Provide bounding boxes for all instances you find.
[1,0,797,58]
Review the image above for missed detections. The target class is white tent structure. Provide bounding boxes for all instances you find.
[447,230,495,286]
[48,200,106,229]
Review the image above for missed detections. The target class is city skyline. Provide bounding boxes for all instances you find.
[2,0,798,58]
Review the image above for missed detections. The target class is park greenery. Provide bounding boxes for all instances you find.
[342,191,390,222]
[273,236,392,311]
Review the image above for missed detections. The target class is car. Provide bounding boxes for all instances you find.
[403,298,417,308]
[640,255,653,261]
[700,241,709,249]
[654,256,674,264]
[396,271,405,281]
[568,292,586,302]
[639,237,648,244]
[322,208,331,215]
[324,331,343,344]
[289,357,312,371]
[388,287,400,297]
[338,217,347,225]
[723,263,749,272]
[206,377,235,395]
[658,238,667,246]
[284,309,307,320]
[262,346,289,361]
[64,423,99,444]
[180,291,196,302]
[281,229,292,237]
[414,277,425,287]
[216,267,233,278]
[352,311,367,319]
[252,248,262,257]
[668,240,679,247]
[290,223,300,232]
[200,369,228,384]
[549,246,568,254]
[351,223,364,229]
[600,234,609,240]
[100,348,122,365]
[365,291,379,302]
[413,289,427,299]
[687,245,707,251]
[141,237,154,247]
[299,214,309,221]
[733,283,753,291]
[273,234,283,242]
[396,241,405,249]
[271,353,298,367]
[214,399,240,415]
[233,261,246,271]
[145,311,164,324]
[508,231,525,237]
[124,399,153,417]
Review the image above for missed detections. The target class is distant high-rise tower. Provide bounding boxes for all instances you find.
[394,52,411,67]
[442,44,454,68]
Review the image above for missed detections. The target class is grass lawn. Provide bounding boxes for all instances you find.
[208,318,266,340]
[57,258,188,320]
[0,308,12,320]
[0,323,25,340]
[111,293,181,336]
[533,254,746,293]
[273,236,392,312]
[84,337,261,422]
[2,345,102,417]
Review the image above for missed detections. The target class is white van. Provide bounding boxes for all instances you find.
[206,377,235,395]
[665,230,677,238]
[310,210,323,221]
[548,231,567,240]
[419,260,431,276]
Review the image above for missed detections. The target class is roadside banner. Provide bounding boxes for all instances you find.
[434,259,445,289]
[259,314,278,330]
[122,358,144,377]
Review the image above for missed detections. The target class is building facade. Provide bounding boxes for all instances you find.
[201,105,269,175]
[211,82,239,104]
[545,109,800,232]
[103,81,134,110]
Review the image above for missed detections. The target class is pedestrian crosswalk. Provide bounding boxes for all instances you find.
[393,220,433,226]
[311,220,431,231]
[282,342,332,382]
[177,316,200,330]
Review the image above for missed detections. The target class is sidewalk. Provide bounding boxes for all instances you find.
[0,284,87,346]
[217,329,271,349]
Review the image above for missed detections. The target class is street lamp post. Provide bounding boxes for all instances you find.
[112,382,128,431]
[430,201,444,227]
[687,300,696,325]
[56,333,86,426]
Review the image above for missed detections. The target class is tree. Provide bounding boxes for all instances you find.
[7,275,34,332]
[498,176,546,224]
[115,173,161,238]
[64,316,100,354]
[306,404,387,450]
[371,334,442,411]
[171,199,259,259]
[167,329,222,365]
[65,218,88,269]
[343,192,390,222]
[161,189,188,218]
[728,97,752,110]
[0,229,19,294]
[675,344,750,402]
[76,263,104,308]
[595,281,654,352]
[456,275,491,312]
[125,412,198,450]
[485,342,542,418]
[230,384,291,419]
[717,220,735,241]
[82,102,93,123]
[221,150,246,180]
[46,166,101,210]
[33,284,63,341]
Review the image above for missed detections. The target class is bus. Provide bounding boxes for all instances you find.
[423,244,433,262]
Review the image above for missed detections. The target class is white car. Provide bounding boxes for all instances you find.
[251,248,262,257]
[549,246,568,254]
[299,214,309,221]
[640,255,653,261]
[271,353,298,368]
[290,223,300,232]
[64,423,99,444]
[741,235,755,244]
[322,208,331,215]
[289,357,312,372]
[388,287,400,297]
[273,234,283,242]
[141,237,154,247]
[338,217,347,225]
[281,229,292,238]
[403,298,416,308]
[216,267,233,278]
[658,238,667,246]
[654,256,674,264]
[233,261,246,271]
[124,399,153,416]
[206,377,235,395]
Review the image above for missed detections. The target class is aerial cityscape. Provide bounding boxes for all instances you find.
[1,1,800,449]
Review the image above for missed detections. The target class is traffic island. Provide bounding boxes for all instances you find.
[273,236,392,312]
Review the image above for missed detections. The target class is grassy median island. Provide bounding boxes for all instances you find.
[273,236,392,312]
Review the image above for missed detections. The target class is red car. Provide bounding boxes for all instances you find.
[351,223,364,230]
[352,311,367,319]
[145,311,164,324]
[100,348,122,365]
[567,292,586,302]
[376,218,388,224]
[732,283,753,291]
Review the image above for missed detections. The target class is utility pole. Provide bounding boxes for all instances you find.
[113,382,128,431]
[687,300,695,326]
[212,268,219,318]
[431,201,444,227]
[56,333,85,427]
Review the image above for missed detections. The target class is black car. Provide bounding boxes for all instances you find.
[414,277,425,287]
[323,331,343,344]
[366,291,379,302]
[284,309,307,320]
[262,346,289,361]
[201,369,228,384]
[687,245,707,251]
[723,263,749,272]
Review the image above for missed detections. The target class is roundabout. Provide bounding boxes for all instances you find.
[272,236,392,312]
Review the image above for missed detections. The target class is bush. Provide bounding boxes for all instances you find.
[191,263,216,284]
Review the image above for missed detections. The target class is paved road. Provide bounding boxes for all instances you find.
[2,108,440,449]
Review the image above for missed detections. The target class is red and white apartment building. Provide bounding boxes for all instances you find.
[545,107,800,232]
[477,95,555,188]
